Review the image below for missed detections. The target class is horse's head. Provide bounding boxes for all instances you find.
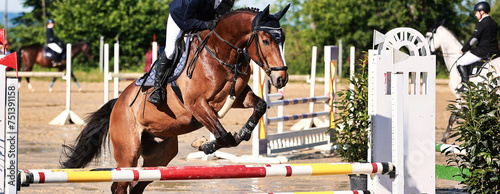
[248,4,290,89]
[83,41,95,61]
[426,20,446,53]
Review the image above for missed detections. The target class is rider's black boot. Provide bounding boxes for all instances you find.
[456,65,469,92]
[148,52,173,105]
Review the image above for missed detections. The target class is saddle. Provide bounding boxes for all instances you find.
[43,46,65,61]
[134,33,192,104]
[136,34,191,87]
[466,53,499,78]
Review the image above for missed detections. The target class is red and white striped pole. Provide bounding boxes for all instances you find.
[21,162,393,185]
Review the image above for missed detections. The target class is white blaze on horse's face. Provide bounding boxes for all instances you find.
[279,43,287,67]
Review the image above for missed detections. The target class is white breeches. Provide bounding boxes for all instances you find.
[164,14,183,60]
[457,51,482,66]
[47,43,63,54]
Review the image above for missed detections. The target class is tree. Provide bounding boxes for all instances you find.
[8,0,56,50]
[51,0,171,70]
[276,0,476,76]
[9,0,171,70]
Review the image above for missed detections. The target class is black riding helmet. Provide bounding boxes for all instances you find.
[474,1,490,13]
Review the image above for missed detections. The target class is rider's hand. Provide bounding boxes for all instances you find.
[205,20,217,30]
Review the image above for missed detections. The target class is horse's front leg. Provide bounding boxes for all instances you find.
[232,85,267,144]
[70,72,83,92]
[187,100,237,154]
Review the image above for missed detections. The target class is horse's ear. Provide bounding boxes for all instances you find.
[262,5,270,18]
[429,19,445,33]
[439,19,446,26]
[274,3,291,20]
[253,5,270,29]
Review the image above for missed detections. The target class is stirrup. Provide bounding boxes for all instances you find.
[456,85,468,93]
[52,61,61,67]
[147,87,165,105]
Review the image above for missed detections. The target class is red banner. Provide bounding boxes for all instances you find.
[0,52,18,77]
[0,28,4,45]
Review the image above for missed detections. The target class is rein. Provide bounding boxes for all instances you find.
[186,26,285,97]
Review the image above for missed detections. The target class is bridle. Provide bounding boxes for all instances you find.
[186,23,287,97]
[187,25,287,78]
[427,28,463,74]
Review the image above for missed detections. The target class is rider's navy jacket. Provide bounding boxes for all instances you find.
[46,27,59,44]
[169,0,216,31]
[462,16,500,58]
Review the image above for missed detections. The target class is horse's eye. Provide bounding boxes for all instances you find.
[262,39,270,46]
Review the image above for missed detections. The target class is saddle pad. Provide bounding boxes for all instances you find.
[44,47,56,60]
[135,36,191,87]
[44,47,66,60]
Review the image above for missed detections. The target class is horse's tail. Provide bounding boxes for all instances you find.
[61,99,117,168]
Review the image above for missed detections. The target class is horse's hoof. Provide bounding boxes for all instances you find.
[201,141,217,154]
[191,136,208,149]
[78,88,83,92]
[48,88,53,93]
[237,127,252,141]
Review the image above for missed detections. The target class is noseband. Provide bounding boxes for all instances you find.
[249,27,288,74]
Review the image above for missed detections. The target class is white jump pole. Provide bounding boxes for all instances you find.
[113,43,119,98]
[350,46,355,91]
[104,44,110,103]
[152,41,158,62]
[0,57,5,193]
[5,78,18,194]
[99,36,104,73]
[309,46,317,116]
[49,44,84,125]
[338,39,342,79]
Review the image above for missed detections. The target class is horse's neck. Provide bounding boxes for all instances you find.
[71,43,83,56]
[216,13,254,48]
[437,28,462,71]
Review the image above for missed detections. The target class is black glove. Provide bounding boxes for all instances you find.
[205,20,217,30]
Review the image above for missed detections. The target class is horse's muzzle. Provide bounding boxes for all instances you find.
[270,72,288,89]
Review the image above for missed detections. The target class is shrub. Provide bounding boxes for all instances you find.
[330,54,369,162]
[448,69,500,193]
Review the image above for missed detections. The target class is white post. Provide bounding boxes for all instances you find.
[350,46,355,91]
[338,39,342,79]
[392,72,405,193]
[104,44,109,103]
[309,46,317,114]
[100,36,104,73]
[0,65,5,193]
[152,41,158,62]
[324,46,332,125]
[252,62,260,157]
[5,78,18,194]
[65,44,72,111]
[49,44,84,125]
[113,43,119,99]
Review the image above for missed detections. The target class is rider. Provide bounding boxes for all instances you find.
[457,1,500,92]
[46,19,64,66]
[147,0,235,105]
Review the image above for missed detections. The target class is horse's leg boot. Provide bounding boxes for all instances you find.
[148,52,173,105]
[456,65,469,92]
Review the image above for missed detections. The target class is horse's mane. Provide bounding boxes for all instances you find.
[437,26,463,46]
[216,7,261,20]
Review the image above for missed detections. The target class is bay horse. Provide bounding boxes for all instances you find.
[62,5,290,194]
[426,23,500,143]
[19,41,94,92]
